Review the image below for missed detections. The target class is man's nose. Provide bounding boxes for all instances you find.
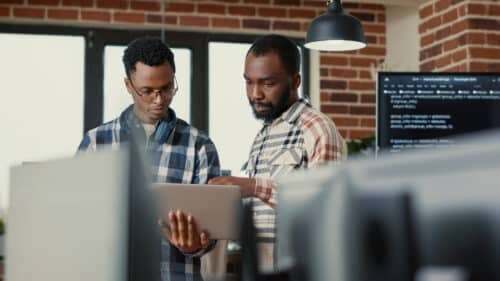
[249,85,264,99]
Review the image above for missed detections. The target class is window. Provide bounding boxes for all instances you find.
[0,33,84,211]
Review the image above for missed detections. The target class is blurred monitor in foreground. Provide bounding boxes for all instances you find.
[6,144,160,281]
[276,129,500,281]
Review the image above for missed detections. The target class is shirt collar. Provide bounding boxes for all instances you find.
[272,98,311,125]
[120,104,177,143]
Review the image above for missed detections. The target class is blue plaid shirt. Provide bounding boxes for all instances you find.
[78,105,220,281]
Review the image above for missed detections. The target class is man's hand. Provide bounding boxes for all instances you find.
[208,176,256,198]
[159,210,209,253]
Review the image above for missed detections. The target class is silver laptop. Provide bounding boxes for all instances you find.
[154,183,242,240]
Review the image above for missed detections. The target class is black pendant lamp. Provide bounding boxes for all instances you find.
[305,0,366,52]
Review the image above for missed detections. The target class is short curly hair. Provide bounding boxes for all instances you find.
[122,37,175,79]
[247,34,300,75]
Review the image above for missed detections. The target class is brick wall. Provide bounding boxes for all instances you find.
[419,0,500,72]
[0,0,387,140]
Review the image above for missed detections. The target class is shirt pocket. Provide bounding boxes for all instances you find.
[268,148,303,178]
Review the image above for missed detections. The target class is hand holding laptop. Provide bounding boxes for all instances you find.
[159,210,209,253]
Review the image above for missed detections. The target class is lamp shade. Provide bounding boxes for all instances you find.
[305,0,366,52]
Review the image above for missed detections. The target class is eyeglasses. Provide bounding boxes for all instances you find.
[129,76,178,99]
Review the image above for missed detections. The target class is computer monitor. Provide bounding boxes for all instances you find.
[377,72,500,154]
[276,129,500,281]
[6,143,160,281]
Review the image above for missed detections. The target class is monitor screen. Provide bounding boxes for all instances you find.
[377,72,500,153]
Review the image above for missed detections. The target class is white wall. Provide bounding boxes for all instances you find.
[385,5,420,72]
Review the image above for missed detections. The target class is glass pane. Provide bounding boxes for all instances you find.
[0,33,84,212]
[209,42,305,175]
[209,42,260,175]
[103,46,191,123]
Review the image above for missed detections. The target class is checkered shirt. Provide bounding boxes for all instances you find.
[78,105,220,281]
[245,98,347,267]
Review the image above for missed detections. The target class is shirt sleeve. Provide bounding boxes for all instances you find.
[193,138,221,184]
[254,177,277,208]
[302,112,347,168]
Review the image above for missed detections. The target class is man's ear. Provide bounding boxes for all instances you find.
[292,72,301,90]
[124,77,133,96]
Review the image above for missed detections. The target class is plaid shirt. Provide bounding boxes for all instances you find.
[245,98,346,268]
[78,105,220,281]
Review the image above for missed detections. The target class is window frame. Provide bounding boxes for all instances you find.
[0,23,309,134]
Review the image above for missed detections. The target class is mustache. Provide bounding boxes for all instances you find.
[250,101,273,107]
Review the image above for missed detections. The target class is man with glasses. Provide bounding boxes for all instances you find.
[78,37,220,281]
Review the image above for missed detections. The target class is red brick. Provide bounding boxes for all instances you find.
[452,48,467,62]
[350,57,376,67]
[321,56,348,66]
[359,71,372,79]
[360,118,375,127]
[450,19,469,34]
[301,22,309,32]
[321,80,347,90]
[48,8,78,20]
[349,130,375,139]
[228,6,255,16]
[469,18,500,31]
[242,19,269,29]
[82,10,110,21]
[469,62,489,72]
[420,44,442,61]
[343,3,359,9]
[436,26,451,41]
[435,54,452,68]
[350,105,375,115]
[420,60,436,72]
[146,14,161,23]
[379,36,386,44]
[320,68,329,77]
[0,7,10,17]
[442,8,458,24]
[198,3,225,15]
[180,15,209,27]
[490,5,500,16]
[113,12,145,23]
[131,1,160,12]
[13,7,45,18]
[443,65,461,72]
[361,94,375,103]
[212,17,240,28]
[274,0,299,5]
[273,20,300,31]
[421,33,435,47]
[321,104,349,114]
[0,0,23,3]
[363,23,385,34]
[332,116,359,127]
[443,38,459,51]
[165,15,177,25]
[467,3,486,15]
[166,3,194,13]
[377,13,385,23]
[459,4,466,16]
[97,0,127,10]
[419,15,442,34]
[339,129,348,138]
[62,0,92,7]
[365,35,377,44]
[435,0,451,13]
[289,8,316,19]
[215,0,238,2]
[351,12,375,22]
[28,0,59,5]
[246,0,270,3]
[332,93,359,103]
[487,33,500,46]
[359,46,385,56]
[419,4,433,19]
[360,4,384,11]
[320,92,329,102]
[469,47,500,59]
[257,7,285,17]
[329,68,357,78]
[349,81,375,91]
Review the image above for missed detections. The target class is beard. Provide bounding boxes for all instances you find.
[249,84,292,123]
